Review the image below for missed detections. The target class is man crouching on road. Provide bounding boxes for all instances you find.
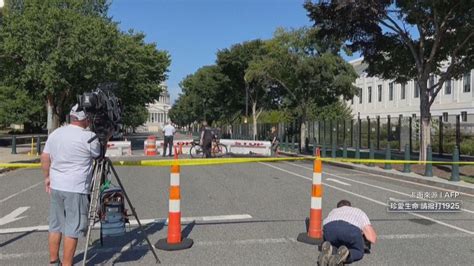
[318,200,377,266]
[41,104,100,266]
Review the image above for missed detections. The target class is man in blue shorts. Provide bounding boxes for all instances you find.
[41,104,100,266]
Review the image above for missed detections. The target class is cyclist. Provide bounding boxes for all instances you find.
[200,121,215,158]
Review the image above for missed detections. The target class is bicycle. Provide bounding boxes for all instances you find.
[189,139,227,158]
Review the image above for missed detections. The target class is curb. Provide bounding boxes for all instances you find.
[278,151,474,196]
[0,158,40,174]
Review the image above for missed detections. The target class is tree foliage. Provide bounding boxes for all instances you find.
[0,86,43,127]
[304,0,474,159]
[0,0,170,131]
[247,27,357,150]
[170,65,231,126]
[217,39,283,138]
[121,104,149,132]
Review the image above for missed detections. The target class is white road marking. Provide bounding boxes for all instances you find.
[0,207,29,226]
[260,162,474,235]
[326,162,474,198]
[0,181,43,204]
[325,178,351,186]
[0,214,253,234]
[284,161,474,214]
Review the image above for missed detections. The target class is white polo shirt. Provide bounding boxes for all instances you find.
[163,124,176,137]
[323,206,371,230]
[43,125,100,194]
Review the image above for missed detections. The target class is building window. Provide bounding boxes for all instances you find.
[429,75,435,89]
[401,83,406,99]
[368,86,372,103]
[443,112,448,122]
[389,82,394,101]
[445,79,452,95]
[464,72,471,92]
[414,81,420,98]
[378,85,382,102]
[461,111,467,122]
[359,88,363,104]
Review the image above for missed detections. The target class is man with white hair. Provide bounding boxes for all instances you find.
[41,104,100,266]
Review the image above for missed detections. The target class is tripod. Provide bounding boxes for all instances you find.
[82,154,160,265]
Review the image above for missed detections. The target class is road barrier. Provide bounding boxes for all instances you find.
[155,149,193,251]
[143,139,194,156]
[145,136,157,156]
[219,139,272,156]
[297,148,323,245]
[106,141,132,157]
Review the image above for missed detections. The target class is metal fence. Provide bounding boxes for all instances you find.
[228,113,474,157]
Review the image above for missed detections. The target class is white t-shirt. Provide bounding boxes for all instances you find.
[43,125,100,194]
[323,206,371,230]
[163,124,176,137]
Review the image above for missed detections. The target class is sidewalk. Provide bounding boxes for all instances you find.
[279,151,474,195]
[0,146,40,174]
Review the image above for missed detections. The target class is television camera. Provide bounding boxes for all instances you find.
[77,83,122,147]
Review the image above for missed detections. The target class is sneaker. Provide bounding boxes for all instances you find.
[329,245,349,266]
[317,241,333,266]
[49,259,62,266]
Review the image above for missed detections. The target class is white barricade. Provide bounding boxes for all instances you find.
[143,139,194,155]
[106,141,132,157]
[219,139,272,156]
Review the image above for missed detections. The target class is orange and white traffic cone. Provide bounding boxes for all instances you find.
[155,149,193,251]
[297,148,323,245]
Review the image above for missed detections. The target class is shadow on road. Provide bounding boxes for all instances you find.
[74,221,165,265]
[0,230,36,248]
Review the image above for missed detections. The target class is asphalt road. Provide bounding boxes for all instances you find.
[1,159,473,265]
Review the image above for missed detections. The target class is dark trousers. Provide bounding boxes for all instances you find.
[203,142,212,158]
[163,136,173,156]
[323,221,365,263]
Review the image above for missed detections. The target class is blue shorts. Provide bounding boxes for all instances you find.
[49,189,89,238]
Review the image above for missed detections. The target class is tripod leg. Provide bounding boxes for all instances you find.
[107,159,161,264]
[82,160,105,266]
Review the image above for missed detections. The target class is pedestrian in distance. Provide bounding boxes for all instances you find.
[162,121,176,157]
[200,121,215,158]
[318,200,377,266]
[269,126,280,156]
[41,104,101,266]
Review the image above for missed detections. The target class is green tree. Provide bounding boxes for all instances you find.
[305,0,474,160]
[0,86,43,129]
[0,0,118,132]
[169,93,200,127]
[0,0,170,133]
[172,65,231,126]
[121,104,148,133]
[111,31,170,129]
[217,39,281,139]
[247,28,357,151]
[313,101,353,121]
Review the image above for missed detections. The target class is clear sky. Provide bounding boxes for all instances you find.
[108,0,317,103]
